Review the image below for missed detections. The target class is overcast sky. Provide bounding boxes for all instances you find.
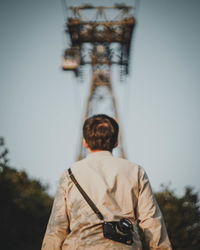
[0,0,200,196]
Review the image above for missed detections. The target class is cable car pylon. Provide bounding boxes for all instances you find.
[62,3,136,159]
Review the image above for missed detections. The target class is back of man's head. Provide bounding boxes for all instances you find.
[83,114,119,151]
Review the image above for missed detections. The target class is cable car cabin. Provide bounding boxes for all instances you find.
[63,58,79,70]
[62,48,80,71]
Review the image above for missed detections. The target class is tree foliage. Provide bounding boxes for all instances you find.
[155,185,200,250]
[0,137,53,250]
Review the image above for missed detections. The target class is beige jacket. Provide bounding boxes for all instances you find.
[42,151,172,250]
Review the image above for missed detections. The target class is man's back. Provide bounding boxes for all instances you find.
[42,151,171,249]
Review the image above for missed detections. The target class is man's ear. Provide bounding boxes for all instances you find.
[114,140,118,148]
[83,138,89,149]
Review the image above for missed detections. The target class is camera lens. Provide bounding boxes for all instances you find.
[117,219,133,234]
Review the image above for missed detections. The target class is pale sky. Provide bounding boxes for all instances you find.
[0,0,200,196]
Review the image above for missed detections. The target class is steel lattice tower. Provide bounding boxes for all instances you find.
[62,3,136,159]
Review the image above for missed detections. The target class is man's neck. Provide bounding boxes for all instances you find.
[88,149,111,154]
[88,149,103,154]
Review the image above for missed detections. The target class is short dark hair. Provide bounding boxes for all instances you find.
[83,114,119,151]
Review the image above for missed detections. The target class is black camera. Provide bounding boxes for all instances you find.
[102,218,133,245]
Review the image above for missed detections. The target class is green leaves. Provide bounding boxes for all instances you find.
[0,137,9,169]
[155,185,200,250]
[0,137,53,250]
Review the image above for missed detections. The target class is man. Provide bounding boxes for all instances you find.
[42,114,172,249]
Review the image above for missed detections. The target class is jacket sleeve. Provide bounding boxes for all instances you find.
[41,171,70,250]
[137,167,172,249]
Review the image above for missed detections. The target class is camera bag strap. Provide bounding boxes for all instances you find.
[68,168,104,221]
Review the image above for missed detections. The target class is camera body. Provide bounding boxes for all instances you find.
[102,218,133,245]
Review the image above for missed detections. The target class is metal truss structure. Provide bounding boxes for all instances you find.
[62,3,136,159]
